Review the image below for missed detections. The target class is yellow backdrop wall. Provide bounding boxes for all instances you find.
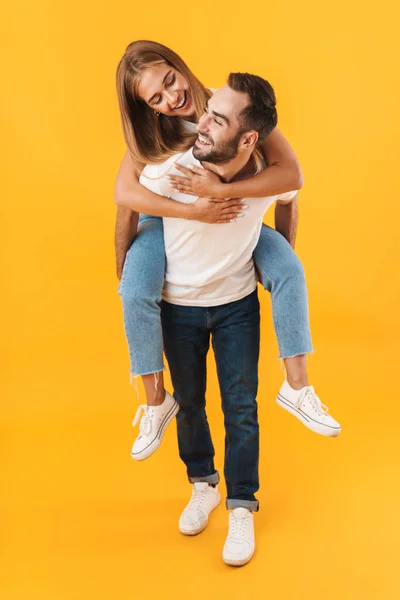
[2,1,399,598]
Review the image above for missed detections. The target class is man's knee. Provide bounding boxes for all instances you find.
[223,395,258,426]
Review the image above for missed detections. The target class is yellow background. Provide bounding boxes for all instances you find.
[2,1,399,598]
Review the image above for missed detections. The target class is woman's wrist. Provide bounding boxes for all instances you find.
[181,202,197,220]
[215,181,233,199]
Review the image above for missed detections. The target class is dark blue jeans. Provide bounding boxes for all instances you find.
[161,290,260,512]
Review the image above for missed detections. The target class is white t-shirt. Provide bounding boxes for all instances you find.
[140,148,296,307]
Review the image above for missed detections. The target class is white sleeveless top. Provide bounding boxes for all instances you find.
[182,119,198,134]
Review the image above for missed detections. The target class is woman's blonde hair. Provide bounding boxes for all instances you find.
[116,40,212,164]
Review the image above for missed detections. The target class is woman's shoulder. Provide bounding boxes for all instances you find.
[182,119,197,133]
[142,149,195,180]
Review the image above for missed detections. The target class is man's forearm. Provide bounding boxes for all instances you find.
[115,206,139,279]
[274,195,299,248]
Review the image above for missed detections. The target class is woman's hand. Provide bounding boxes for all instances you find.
[168,164,225,198]
[190,196,248,224]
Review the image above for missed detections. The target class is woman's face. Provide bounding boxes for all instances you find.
[137,62,194,118]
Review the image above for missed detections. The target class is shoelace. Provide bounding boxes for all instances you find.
[229,512,250,540]
[295,386,329,416]
[187,487,208,515]
[132,405,154,436]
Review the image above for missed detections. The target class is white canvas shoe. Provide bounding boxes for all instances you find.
[223,508,255,566]
[276,381,342,437]
[130,391,179,461]
[179,482,221,536]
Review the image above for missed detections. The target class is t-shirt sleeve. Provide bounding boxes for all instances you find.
[139,151,198,204]
[276,190,298,202]
[140,164,172,198]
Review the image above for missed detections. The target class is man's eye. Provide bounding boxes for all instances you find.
[203,106,208,113]
[214,118,222,126]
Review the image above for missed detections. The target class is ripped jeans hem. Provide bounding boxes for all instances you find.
[128,366,166,377]
[128,368,167,401]
[278,349,314,360]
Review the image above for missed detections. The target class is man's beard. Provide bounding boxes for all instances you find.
[193,130,243,164]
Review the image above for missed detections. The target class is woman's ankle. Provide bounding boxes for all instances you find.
[141,372,166,406]
[146,388,166,406]
[284,355,308,390]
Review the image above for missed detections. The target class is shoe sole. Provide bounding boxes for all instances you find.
[276,393,341,437]
[223,549,255,567]
[131,400,179,461]
[179,495,221,536]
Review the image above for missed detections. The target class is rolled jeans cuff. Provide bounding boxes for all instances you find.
[226,498,259,512]
[188,471,220,486]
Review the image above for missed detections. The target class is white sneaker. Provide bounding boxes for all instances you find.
[276,381,342,437]
[131,391,179,461]
[223,508,255,566]
[179,482,221,536]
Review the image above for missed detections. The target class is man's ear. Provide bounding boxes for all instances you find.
[240,130,259,150]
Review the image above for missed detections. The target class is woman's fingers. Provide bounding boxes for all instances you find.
[168,174,189,184]
[220,202,248,213]
[213,210,246,223]
[225,213,245,220]
[172,164,193,177]
[215,216,242,223]
[212,197,245,204]
[187,165,203,175]
[168,183,194,194]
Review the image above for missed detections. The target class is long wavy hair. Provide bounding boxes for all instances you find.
[116,40,212,164]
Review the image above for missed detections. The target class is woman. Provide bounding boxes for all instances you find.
[115,40,341,460]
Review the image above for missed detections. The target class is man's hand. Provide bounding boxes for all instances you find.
[167,164,224,198]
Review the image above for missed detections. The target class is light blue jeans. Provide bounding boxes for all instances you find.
[118,215,313,375]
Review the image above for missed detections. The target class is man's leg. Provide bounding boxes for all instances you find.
[161,301,218,483]
[211,290,260,566]
[161,301,220,535]
[211,290,260,510]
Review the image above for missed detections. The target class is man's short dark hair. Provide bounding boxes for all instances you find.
[228,72,277,142]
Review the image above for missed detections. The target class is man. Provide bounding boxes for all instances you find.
[133,73,311,566]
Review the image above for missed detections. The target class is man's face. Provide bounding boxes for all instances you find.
[193,86,250,164]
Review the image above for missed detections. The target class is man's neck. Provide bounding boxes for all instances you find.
[200,150,256,184]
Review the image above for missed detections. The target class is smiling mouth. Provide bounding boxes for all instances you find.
[173,91,189,111]
[196,133,213,147]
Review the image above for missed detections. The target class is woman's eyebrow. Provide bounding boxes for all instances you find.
[147,70,172,104]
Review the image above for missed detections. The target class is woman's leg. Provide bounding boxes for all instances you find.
[253,224,313,388]
[119,215,179,460]
[118,215,166,403]
[253,225,341,437]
